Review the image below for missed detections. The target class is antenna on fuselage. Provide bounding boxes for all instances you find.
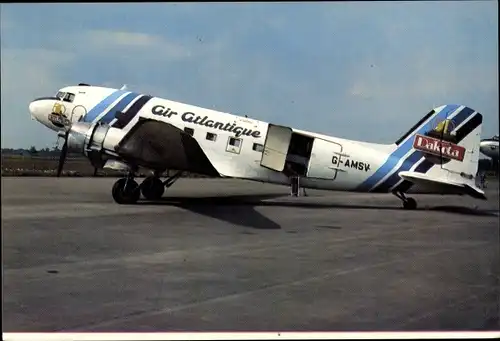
[120,84,127,90]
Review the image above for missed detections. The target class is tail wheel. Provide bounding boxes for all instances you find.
[403,197,417,210]
[112,178,140,204]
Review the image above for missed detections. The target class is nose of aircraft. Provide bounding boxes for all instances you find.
[29,100,42,120]
[28,98,60,130]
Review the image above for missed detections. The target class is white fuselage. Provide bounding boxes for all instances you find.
[28,85,484,197]
[130,96,394,191]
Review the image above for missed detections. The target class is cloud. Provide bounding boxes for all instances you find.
[87,30,162,47]
[0,15,13,30]
[1,47,75,147]
[347,48,497,104]
[83,29,193,61]
[0,48,75,100]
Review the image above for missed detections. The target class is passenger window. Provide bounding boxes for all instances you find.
[226,137,242,154]
[63,92,75,103]
[184,127,194,136]
[229,137,241,147]
[252,143,264,152]
[206,132,217,141]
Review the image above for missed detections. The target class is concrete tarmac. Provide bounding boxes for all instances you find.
[2,177,499,332]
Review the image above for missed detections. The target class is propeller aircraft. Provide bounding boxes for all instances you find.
[29,83,487,209]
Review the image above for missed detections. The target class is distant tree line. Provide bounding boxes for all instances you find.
[2,146,81,158]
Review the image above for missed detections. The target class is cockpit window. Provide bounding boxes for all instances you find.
[63,92,75,103]
[56,91,66,100]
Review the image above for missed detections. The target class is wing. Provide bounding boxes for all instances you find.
[114,118,220,176]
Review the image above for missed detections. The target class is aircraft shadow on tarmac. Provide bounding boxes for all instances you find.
[138,194,498,230]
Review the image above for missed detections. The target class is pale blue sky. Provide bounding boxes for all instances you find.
[1,1,498,148]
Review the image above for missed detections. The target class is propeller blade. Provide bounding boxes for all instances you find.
[57,131,69,177]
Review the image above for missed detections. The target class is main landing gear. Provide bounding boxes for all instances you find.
[141,175,164,200]
[111,170,183,204]
[392,191,417,210]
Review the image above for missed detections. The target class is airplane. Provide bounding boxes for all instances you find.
[28,83,487,209]
[480,135,499,160]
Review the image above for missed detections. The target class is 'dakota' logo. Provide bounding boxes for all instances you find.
[413,118,465,164]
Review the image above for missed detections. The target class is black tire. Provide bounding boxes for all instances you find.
[403,197,417,210]
[112,178,140,204]
[141,176,165,200]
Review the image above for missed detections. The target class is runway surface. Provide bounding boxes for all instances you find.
[2,177,499,332]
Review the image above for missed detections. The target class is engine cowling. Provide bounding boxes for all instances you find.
[67,122,127,168]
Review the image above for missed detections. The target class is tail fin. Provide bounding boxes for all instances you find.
[396,104,483,194]
[409,104,482,186]
[358,104,483,193]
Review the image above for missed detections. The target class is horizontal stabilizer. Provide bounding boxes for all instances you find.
[399,171,487,200]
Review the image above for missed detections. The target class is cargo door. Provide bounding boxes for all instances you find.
[260,124,293,172]
[307,138,342,180]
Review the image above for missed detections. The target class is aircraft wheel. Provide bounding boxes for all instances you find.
[141,176,165,200]
[403,197,417,210]
[112,178,140,204]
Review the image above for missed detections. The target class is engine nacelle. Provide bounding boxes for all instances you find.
[67,122,127,168]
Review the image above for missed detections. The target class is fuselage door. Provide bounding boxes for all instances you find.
[307,138,342,180]
[260,124,293,172]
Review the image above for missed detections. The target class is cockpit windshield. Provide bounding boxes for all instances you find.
[55,91,75,103]
[63,92,75,103]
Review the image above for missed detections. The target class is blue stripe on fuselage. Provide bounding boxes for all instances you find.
[357,104,464,191]
[98,92,141,124]
[370,151,423,192]
[83,90,128,123]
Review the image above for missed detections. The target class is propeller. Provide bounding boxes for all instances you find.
[56,129,70,177]
[54,118,105,177]
[55,108,76,177]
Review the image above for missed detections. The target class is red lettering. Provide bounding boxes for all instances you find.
[413,134,465,161]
